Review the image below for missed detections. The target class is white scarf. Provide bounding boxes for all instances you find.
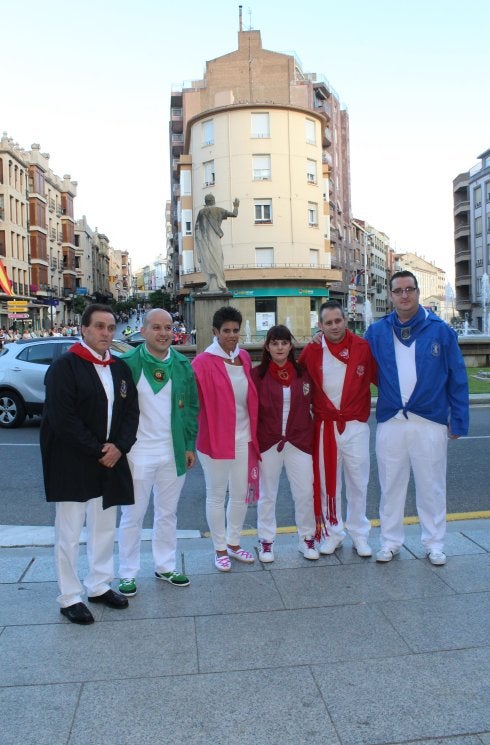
[205,336,241,363]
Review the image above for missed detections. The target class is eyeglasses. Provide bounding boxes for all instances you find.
[391,287,418,296]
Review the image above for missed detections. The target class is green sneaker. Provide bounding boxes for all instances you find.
[118,578,137,596]
[154,570,190,587]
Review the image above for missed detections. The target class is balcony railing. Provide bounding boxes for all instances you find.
[182,262,332,275]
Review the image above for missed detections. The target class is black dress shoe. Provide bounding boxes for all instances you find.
[87,589,129,608]
[60,602,95,625]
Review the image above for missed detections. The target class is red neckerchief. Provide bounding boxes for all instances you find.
[68,342,114,366]
[268,360,294,387]
[324,332,352,364]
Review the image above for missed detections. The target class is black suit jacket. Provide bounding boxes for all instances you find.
[40,352,139,508]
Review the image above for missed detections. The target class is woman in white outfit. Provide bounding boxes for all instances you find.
[192,306,260,572]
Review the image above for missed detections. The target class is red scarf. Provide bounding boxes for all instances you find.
[69,342,114,366]
[268,360,294,387]
[324,332,352,364]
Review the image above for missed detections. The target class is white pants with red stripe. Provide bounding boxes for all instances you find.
[318,420,371,541]
[54,498,116,608]
[118,452,185,578]
[257,442,315,542]
[376,416,448,552]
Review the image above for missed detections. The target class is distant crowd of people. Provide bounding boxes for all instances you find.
[0,323,80,346]
[38,270,469,625]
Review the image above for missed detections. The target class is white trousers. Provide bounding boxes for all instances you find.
[376,417,448,551]
[118,452,185,577]
[54,498,116,608]
[319,420,371,540]
[257,442,315,542]
[198,440,249,551]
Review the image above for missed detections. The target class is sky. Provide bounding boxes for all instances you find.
[3,0,489,283]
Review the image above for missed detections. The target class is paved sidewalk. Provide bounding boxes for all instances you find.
[1,519,489,745]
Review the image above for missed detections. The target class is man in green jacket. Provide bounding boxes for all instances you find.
[117,309,199,595]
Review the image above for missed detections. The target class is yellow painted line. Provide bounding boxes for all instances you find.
[201,511,490,540]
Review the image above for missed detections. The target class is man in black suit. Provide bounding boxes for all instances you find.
[41,304,139,624]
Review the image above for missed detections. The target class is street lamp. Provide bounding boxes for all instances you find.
[363,232,375,331]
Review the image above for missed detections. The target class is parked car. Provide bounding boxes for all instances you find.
[119,330,144,347]
[0,336,133,428]
[119,328,189,347]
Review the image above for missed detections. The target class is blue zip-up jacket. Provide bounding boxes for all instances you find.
[365,310,469,436]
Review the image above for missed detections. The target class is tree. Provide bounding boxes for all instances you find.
[148,289,172,310]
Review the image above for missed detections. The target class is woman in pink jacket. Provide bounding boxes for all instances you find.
[252,325,318,563]
[192,306,260,572]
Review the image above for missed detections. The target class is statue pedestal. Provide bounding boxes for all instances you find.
[193,291,233,353]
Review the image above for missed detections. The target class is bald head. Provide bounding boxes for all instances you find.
[143,308,172,328]
[141,309,173,358]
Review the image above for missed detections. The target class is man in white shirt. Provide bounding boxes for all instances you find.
[118,309,199,596]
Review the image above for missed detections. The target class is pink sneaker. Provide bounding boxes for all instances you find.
[227,547,255,564]
[214,554,231,572]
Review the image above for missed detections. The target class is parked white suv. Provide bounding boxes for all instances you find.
[0,336,132,428]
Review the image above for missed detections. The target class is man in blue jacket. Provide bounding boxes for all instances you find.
[365,270,469,565]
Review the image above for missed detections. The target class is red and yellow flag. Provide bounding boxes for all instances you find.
[0,259,14,296]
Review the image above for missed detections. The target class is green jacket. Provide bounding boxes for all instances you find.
[122,346,199,476]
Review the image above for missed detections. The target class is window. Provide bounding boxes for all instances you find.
[308,202,318,226]
[255,297,276,336]
[203,160,215,186]
[18,344,56,365]
[254,199,272,224]
[305,119,316,144]
[306,159,317,184]
[180,169,191,196]
[486,182,490,202]
[475,216,482,236]
[309,249,319,266]
[251,112,270,138]
[253,155,271,180]
[181,209,193,236]
[474,186,482,208]
[255,247,274,266]
[202,119,214,146]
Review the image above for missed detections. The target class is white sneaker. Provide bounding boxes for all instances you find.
[299,536,319,561]
[427,550,447,566]
[352,538,372,558]
[258,540,274,563]
[319,535,344,555]
[375,547,400,562]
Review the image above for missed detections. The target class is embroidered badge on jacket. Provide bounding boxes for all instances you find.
[431,342,441,356]
[356,365,365,377]
[153,369,165,381]
[303,382,310,396]
[120,379,128,398]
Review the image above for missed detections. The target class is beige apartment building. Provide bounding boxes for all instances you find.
[394,252,446,307]
[109,248,131,301]
[169,25,349,337]
[0,134,77,328]
[0,135,29,316]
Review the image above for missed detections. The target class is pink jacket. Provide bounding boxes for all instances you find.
[192,350,259,459]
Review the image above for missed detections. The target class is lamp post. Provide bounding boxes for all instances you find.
[364,232,375,331]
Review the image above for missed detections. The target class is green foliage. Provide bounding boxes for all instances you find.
[148,289,172,310]
[112,299,138,314]
[72,295,88,316]
[467,367,490,394]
